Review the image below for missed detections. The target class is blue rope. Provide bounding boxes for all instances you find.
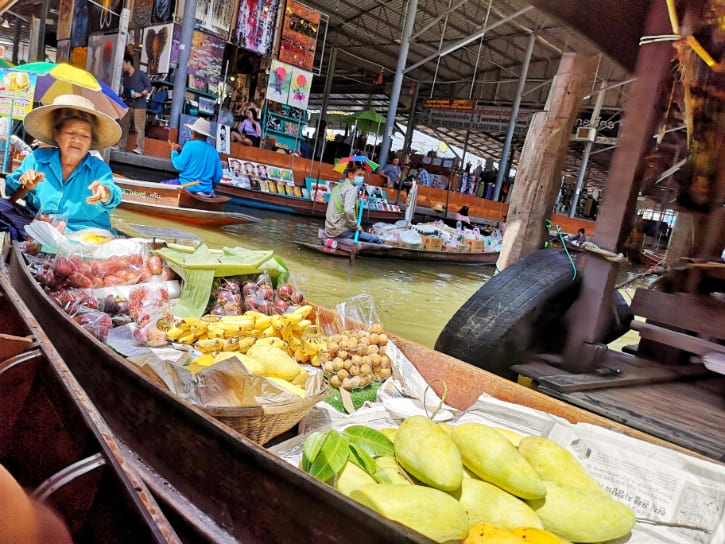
[547,219,577,280]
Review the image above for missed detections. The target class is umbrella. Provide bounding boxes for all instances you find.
[334,155,380,173]
[13,62,127,119]
[0,59,15,69]
[347,110,387,135]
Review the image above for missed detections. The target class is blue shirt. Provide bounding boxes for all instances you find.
[5,147,122,232]
[382,163,401,184]
[170,139,223,194]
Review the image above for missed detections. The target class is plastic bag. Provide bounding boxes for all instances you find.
[129,281,173,347]
[71,307,112,341]
[399,229,423,245]
[336,294,382,332]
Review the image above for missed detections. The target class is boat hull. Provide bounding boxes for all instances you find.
[298,240,500,265]
[218,183,404,223]
[0,267,180,542]
[116,178,259,227]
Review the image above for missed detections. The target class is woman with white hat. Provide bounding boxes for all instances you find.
[4,94,123,232]
[166,117,222,197]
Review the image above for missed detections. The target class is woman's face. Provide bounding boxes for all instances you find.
[54,119,92,164]
[246,110,254,119]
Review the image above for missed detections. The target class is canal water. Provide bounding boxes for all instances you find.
[113,207,494,349]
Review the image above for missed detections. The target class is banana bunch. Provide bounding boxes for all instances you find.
[166,306,327,365]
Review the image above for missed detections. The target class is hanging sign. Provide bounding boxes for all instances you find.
[422,98,477,111]
[425,105,533,136]
[0,70,38,120]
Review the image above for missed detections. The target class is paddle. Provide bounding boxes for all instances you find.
[180,180,201,188]
[353,198,365,244]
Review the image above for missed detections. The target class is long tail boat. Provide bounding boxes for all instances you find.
[0,268,182,542]
[114,178,260,227]
[4,238,711,542]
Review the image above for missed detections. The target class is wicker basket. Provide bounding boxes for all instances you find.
[202,387,329,445]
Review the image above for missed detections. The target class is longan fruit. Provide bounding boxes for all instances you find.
[332,357,344,371]
[380,355,391,368]
[337,369,349,381]
[324,361,335,372]
[360,363,372,376]
[369,333,380,344]
[370,323,384,334]
[366,344,379,355]
[337,349,349,360]
[378,367,392,378]
[330,374,341,388]
[350,354,362,365]
[349,364,360,376]
[377,333,389,345]
[369,353,382,366]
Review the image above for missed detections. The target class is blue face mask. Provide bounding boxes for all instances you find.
[353,175,365,185]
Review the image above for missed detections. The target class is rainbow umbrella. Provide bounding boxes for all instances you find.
[0,59,15,69]
[333,155,380,173]
[13,62,127,119]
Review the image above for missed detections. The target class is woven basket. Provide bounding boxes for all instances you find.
[203,387,329,445]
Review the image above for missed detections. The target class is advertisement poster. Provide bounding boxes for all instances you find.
[57,0,75,41]
[89,0,121,34]
[196,0,236,38]
[71,0,90,48]
[288,67,312,110]
[266,60,292,104]
[278,0,320,71]
[142,24,173,76]
[0,70,38,120]
[86,33,119,87]
[234,0,279,55]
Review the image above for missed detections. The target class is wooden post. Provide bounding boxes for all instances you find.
[496,53,598,270]
[563,0,673,372]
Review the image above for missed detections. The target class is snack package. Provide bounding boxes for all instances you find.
[129,280,173,347]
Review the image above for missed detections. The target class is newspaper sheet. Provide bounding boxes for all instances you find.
[271,341,725,544]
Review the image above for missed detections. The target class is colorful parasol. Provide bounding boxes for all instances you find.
[334,155,380,173]
[0,59,15,69]
[13,62,127,119]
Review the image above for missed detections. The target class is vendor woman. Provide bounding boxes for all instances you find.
[4,94,123,232]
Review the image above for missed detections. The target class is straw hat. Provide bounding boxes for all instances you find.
[184,117,213,139]
[432,203,446,213]
[23,94,121,150]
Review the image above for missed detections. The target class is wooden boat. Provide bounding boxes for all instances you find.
[0,268,181,542]
[114,178,260,227]
[5,239,715,542]
[297,238,500,265]
[216,182,404,223]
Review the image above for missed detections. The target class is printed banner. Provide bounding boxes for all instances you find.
[278,0,320,71]
[0,70,38,120]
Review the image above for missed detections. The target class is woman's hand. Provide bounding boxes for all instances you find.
[18,169,45,190]
[86,181,110,204]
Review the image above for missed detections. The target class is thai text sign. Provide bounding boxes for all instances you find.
[422,98,476,110]
[424,105,533,135]
[0,70,38,120]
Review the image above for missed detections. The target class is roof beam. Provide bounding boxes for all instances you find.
[410,0,470,41]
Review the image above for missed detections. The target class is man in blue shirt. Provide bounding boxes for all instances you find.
[418,167,432,187]
[165,118,222,196]
[118,53,152,155]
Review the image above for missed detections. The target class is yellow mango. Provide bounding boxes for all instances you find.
[510,527,568,544]
[214,352,265,375]
[453,423,545,500]
[463,523,526,544]
[374,456,412,485]
[453,478,543,530]
[527,481,635,543]
[335,462,377,497]
[350,484,468,543]
[493,427,524,447]
[266,377,306,398]
[395,416,463,492]
[517,436,606,495]
[246,344,301,380]
[379,428,397,443]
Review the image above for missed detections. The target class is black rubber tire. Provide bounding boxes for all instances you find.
[435,249,581,380]
[435,249,634,379]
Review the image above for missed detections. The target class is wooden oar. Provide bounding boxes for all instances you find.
[8,172,45,203]
[180,180,201,188]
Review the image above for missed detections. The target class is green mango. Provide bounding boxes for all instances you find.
[395,416,463,492]
[350,484,469,543]
[453,478,543,530]
[375,456,412,485]
[453,422,546,499]
[527,481,635,543]
[517,436,606,495]
[335,461,377,497]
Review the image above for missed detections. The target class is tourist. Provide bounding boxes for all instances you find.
[165,118,222,197]
[117,53,151,155]
[233,108,261,147]
[567,227,588,246]
[455,205,471,225]
[380,156,402,189]
[3,94,123,234]
[325,161,382,243]
[418,167,432,187]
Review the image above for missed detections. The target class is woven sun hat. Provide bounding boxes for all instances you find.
[432,203,446,213]
[23,94,121,150]
[184,117,213,139]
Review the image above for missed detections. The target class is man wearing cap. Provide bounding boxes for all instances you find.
[4,94,123,233]
[165,118,222,196]
[325,161,382,244]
